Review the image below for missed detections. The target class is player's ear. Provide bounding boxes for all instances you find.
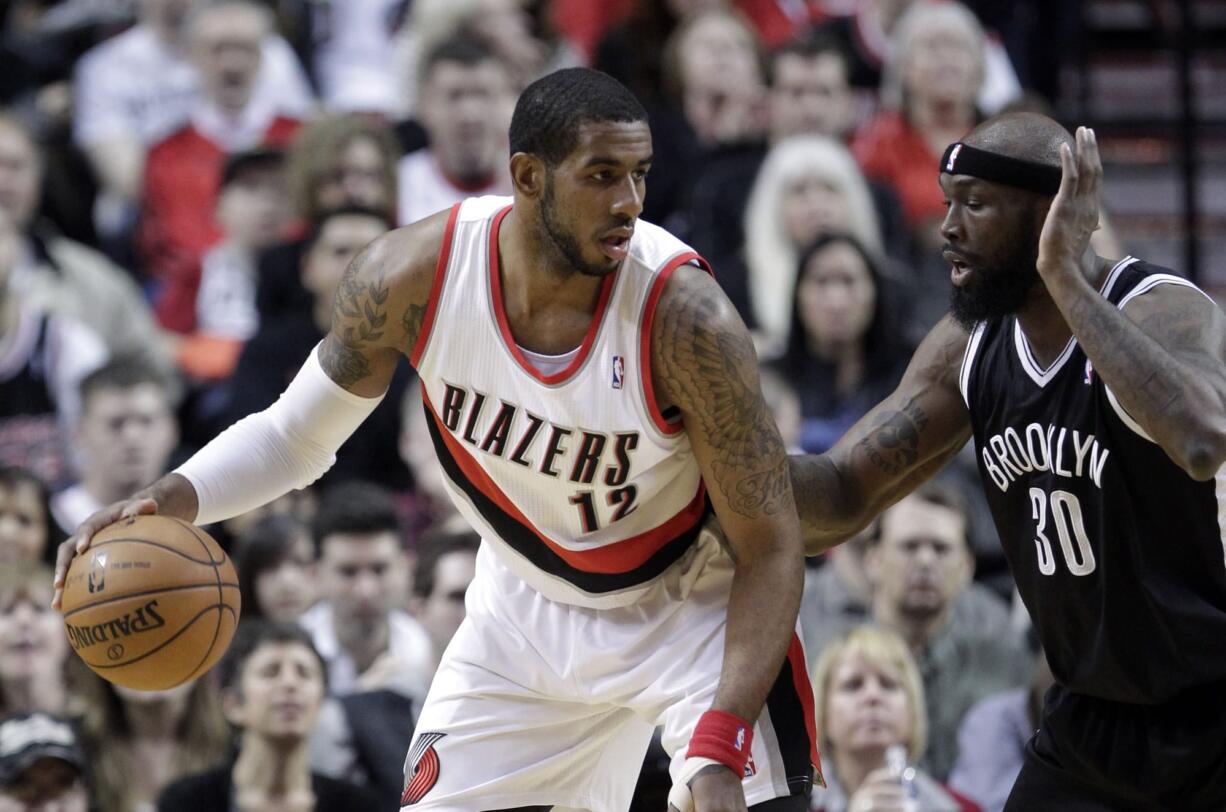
[510,152,545,200]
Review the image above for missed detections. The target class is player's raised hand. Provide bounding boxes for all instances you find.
[1037,126,1102,280]
[51,497,158,609]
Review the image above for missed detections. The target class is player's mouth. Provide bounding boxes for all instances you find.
[599,227,633,262]
[944,249,974,287]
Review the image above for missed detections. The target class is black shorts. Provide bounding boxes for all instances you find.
[1004,681,1226,811]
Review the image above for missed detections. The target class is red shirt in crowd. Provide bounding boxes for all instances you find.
[140,116,299,331]
[852,109,946,230]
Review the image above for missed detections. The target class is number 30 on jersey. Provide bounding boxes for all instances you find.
[1029,487,1097,576]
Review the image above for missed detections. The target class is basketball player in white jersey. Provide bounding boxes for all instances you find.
[53,68,820,811]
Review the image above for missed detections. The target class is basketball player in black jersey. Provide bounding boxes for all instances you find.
[790,112,1226,810]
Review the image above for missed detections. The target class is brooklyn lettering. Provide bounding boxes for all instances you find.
[64,600,166,650]
[981,423,1110,493]
[438,383,639,484]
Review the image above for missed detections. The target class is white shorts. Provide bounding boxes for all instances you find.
[400,536,819,811]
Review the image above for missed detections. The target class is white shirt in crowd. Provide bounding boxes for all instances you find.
[298,601,435,698]
[195,242,259,341]
[73,24,314,150]
[311,0,404,115]
[397,149,513,227]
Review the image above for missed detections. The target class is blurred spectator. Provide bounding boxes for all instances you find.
[809,625,981,812]
[949,645,1054,812]
[865,483,1029,779]
[217,487,318,554]
[157,621,380,812]
[73,0,312,241]
[662,7,766,150]
[852,1,986,250]
[0,206,107,489]
[647,6,766,228]
[51,359,178,536]
[398,36,513,227]
[71,671,229,812]
[137,1,301,287]
[593,0,719,107]
[799,524,876,664]
[0,468,59,565]
[281,0,408,116]
[233,514,317,622]
[256,114,399,327]
[159,148,290,383]
[770,31,855,143]
[219,206,412,490]
[0,563,69,719]
[0,113,172,378]
[395,0,578,117]
[742,135,882,353]
[410,528,479,676]
[300,482,433,699]
[0,711,90,812]
[774,234,913,453]
[398,377,464,546]
[813,0,1018,117]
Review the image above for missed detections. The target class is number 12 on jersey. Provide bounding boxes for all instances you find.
[570,486,639,533]
[1029,487,1097,576]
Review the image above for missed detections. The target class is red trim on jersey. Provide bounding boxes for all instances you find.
[639,252,713,435]
[788,634,822,780]
[488,205,617,385]
[409,204,461,368]
[424,389,708,573]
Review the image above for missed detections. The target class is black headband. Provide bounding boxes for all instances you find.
[940,142,1062,195]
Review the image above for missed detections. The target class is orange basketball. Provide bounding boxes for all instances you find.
[60,515,240,691]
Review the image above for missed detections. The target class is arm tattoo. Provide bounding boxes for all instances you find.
[319,251,389,388]
[855,397,929,475]
[658,286,792,518]
[402,302,427,352]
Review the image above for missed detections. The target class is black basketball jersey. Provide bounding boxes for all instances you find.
[962,257,1226,704]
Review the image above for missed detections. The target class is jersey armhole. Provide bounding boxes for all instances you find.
[409,203,461,368]
[958,322,987,409]
[639,251,712,435]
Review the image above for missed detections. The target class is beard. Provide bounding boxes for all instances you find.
[948,229,1042,330]
[539,176,618,278]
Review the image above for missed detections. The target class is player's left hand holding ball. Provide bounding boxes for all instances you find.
[50,496,158,609]
[1037,125,1102,281]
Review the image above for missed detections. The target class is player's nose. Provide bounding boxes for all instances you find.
[610,177,643,221]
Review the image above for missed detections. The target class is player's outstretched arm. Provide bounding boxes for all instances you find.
[652,266,803,808]
[52,211,451,608]
[1037,126,1226,480]
[791,315,974,556]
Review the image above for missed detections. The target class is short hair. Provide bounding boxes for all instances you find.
[872,479,970,548]
[217,620,326,695]
[310,481,402,557]
[304,204,393,252]
[508,68,648,167]
[232,514,310,620]
[413,528,480,598]
[421,35,498,85]
[79,357,170,409]
[811,625,928,762]
[768,30,850,85]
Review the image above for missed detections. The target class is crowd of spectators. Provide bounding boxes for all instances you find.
[0,1,1090,809]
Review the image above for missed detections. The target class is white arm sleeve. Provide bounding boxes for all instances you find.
[175,344,384,525]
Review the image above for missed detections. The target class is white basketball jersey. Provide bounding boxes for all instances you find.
[412,196,712,608]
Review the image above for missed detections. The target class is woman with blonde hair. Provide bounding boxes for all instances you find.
[853,1,987,241]
[743,135,883,356]
[810,625,980,812]
[69,665,230,812]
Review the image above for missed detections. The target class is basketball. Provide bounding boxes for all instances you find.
[59,515,241,691]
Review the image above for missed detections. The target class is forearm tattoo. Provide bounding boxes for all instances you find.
[319,250,389,388]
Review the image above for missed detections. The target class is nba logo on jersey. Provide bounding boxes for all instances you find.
[1084,359,1094,385]
[611,355,625,389]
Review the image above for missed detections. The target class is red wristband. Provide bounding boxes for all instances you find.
[686,710,754,776]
